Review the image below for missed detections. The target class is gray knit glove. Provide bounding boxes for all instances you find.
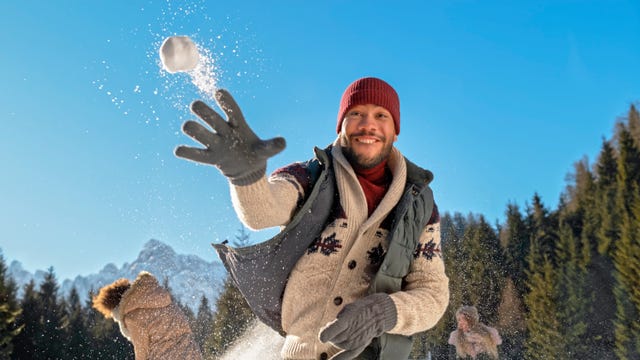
[175,89,286,185]
[319,293,397,360]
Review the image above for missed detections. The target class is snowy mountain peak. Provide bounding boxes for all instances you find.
[8,239,228,312]
[141,238,176,257]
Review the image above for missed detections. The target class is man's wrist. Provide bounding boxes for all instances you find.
[229,166,266,186]
[377,293,398,332]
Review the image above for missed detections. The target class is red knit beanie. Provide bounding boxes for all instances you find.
[336,77,400,135]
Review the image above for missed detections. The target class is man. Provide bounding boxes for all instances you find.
[175,77,449,360]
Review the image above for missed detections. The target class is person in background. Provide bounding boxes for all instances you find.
[448,305,502,360]
[175,77,450,360]
[92,271,203,360]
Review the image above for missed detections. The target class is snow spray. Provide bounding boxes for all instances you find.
[218,319,284,360]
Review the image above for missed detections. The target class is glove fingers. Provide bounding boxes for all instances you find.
[190,100,230,136]
[256,137,286,158]
[215,89,248,130]
[174,146,213,165]
[182,121,219,147]
[329,346,368,360]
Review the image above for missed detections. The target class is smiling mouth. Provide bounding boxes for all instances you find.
[356,138,378,144]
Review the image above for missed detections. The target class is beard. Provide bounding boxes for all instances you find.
[342,134,394,169]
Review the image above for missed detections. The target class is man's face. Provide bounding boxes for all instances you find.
[340,104,397,169]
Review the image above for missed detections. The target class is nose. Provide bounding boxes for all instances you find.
[357,113,377,131]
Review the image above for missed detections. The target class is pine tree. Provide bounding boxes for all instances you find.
[558,156,617,357]
[63,287,91,359]
[526,194,557,262]
[582,138,620,355]
[496,278,525,359]
[85,290,134,359]
[594,138,619,255]
[499,203,530,299]
[627,103,640,148]
[194,295,213,354]
[203,276,255,358]
[203,227,256,358]
[612,186,640,359]
[612,121,640,359]
[11,280,39,360]
[554,219,590,358]
[462,215,504,325]
[524,250,564,359]
[0,251,21,360]
[33,267,67,360]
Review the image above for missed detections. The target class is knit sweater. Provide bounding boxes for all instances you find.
[230,139,450,359]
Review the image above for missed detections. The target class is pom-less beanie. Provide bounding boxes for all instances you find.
[336,77,400,135]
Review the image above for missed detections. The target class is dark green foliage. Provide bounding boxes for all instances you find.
[11,280,38,360]
[194,295,213,354]
[35,268,67,359]
[611,122,640,359]
[420,212,463,358]
[9,275,134,360]
[203,228,256,359]
[628,104,640,147]
[554,220,590,358]
[84,292,134,360]
[203,276,255,358]
[500,203,530,299]
[11,268,70,360]
[0,252,21,360]
[63,287,91,358]
[524,253,564,359]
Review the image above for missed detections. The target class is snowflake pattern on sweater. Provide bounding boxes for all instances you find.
[413,238,442,260]
[367,243,386,265]
[307,233,342,256]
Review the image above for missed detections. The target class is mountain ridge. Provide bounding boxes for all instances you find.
[8,239,227,312]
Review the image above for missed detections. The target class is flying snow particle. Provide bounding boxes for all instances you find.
[159,36,200,73]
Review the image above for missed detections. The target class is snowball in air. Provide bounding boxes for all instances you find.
[159,36,200,73]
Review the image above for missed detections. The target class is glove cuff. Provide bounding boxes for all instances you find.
[377,293,398,332]
[229,166,266,186]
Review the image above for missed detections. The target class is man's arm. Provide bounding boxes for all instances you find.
[387,215,450,335]
[230,174,302,230]
[175,89,303,229]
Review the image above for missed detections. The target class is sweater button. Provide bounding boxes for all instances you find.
[333,296,343,306]
[320,353,328,360]
[348,260,357,269]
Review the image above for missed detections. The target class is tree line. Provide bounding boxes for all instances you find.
[0,229,255,360]
[1,104,638,359]
[412,104,640,359]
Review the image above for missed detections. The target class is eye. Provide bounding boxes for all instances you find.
[376,112,389,119]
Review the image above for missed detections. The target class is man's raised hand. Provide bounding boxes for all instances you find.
[175,89,286,185]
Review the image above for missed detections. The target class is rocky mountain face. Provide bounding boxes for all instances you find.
[8,239,227,312]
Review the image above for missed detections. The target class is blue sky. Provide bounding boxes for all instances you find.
[1,0,639,281]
